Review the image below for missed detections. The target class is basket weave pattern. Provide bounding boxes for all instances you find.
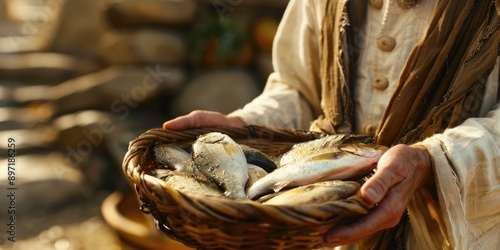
[123,125,373,250]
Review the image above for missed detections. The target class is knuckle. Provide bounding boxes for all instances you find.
[386,215,403,228]
[392,166,407,181]
[381,205,405,228]
[190,110,205,116]
[381,164,407,184]
[371,175,394,195]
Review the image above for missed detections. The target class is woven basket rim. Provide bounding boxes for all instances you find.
[138,172,369,224]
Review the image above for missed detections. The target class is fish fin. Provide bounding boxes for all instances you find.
[309,152,344,161]
[271,181,291,193]
[340,144,387,157]
[339,144,361,154]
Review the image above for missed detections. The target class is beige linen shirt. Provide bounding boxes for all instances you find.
[230,0,500,249]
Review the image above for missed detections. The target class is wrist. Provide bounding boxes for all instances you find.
[410,143,434,187]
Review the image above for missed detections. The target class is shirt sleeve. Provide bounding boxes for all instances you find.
[229,0,323,130]
[413,101,500,249]
[407,57,500,249]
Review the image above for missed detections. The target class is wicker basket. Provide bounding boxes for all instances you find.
[122,125,373,250]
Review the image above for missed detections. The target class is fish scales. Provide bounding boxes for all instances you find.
[245,164,269,191]
[154,143,192,172]
[191,132,249,200]
[239,144,277,172]
[150,169,223,197]
[279,134,372,166]
[262,180,360,205]
[247,134,387,199]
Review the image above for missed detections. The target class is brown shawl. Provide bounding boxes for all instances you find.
[315,0,500,147]
[315,0,500,248]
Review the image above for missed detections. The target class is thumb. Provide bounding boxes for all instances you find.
[361,171,400,204]
[360,153,407,204]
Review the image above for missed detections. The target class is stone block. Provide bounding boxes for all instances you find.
[0,0,5,20]
[0,125,58,151]
[48,65,185,115]
[2,0,63,53]
[171,69,260,116]
[100,29,187,65]
[0,52,103,81]
[0,153,89,213]
[48,0,109,57]
[105,0,198,27]
[0,104,54,131]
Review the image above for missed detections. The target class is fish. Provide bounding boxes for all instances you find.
[191,132,249,200]
[150,169,223,197]
[262,180,360,205]
[154,143,192,172]
[245,164,269,191]
[239,144,277,173]
[246,134,388,199]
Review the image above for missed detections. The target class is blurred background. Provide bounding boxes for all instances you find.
[0,0,288,249]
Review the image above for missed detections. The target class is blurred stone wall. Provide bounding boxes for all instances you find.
[0,0,288,248]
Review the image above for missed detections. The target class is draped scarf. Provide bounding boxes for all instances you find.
[314,0,500,248]
[314,0,500,146]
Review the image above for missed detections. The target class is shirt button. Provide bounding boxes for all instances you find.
[363,124,377,136]
[377,36,396,52]
[370,0,383,9]
[372,75,389,90]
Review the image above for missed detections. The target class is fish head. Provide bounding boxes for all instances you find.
[196,132,244,158]
[222,143,241,158]
[197,132,226,144]
[191,132,249,200]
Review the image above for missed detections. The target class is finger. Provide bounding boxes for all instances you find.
[163,110,214,130]
[361,155,407,204]
[163,110,244,130]
[163,113,196,130]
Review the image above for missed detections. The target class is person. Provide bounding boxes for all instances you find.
[164,0,500,249]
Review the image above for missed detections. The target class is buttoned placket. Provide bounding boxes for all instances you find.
[355,0,437,136]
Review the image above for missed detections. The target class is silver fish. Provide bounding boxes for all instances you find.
[154,143,192,172]
[245,164,269,191]
[262,180,360,205]
[191,132,249,200]
[247,134,387,199]
[240,144,277,173]
[151,169,223,197]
